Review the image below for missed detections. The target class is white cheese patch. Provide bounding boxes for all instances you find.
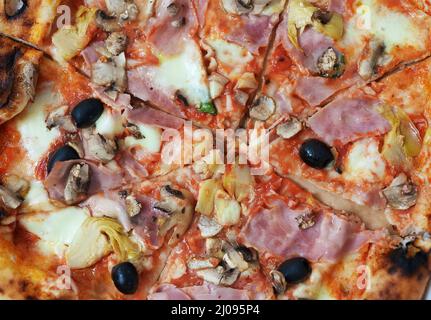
[15,85,62,164]
[155,41,210,106]
[343,138,386,183]
[95,109,124,138]
[124,124,162,153]
[206,38,253,78]
[345,0,425,52]
[21,180,57,213]
[19,207,90,257]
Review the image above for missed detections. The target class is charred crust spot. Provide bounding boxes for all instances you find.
[388,246,428,277]
[0,47,18,108]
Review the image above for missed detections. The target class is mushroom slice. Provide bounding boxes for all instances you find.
[2,175,29,199]
[358,39,386,80]
[106,0,138,21]
[221,0,254,15]
[64,163,90,205]
[276,118,302,139]
[196,268,223,285]
[91,53,127,93]
[382,174,418,210]
[198,215,223,238]
[82,128,118,163]
[187,257,220,270]
[46,105,77,132]
[160,185,184,199]
[249,95,275,121]
[4,0,26,18]
[0,185,22,209]
[105,32,127,56]
[270,270,287,294]
[125,195,141,217]
[220,268,240,286]
[209,72,229,99]
[95,10,121,32]
[206,238,224,258]
[316,47,345,78]
[223,243,249,271]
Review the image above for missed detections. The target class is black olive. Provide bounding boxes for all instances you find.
[47,145,80,174]
[299,139,334,169]
[111,262,139,294]
[389,246,428,277]
[71,98,104,128]
[278,257,312,284]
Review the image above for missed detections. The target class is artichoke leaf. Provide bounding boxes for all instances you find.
[313,12,344,41]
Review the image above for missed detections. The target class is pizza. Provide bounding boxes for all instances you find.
[0,0,430,300]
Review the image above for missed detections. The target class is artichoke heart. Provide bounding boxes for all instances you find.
[380,106,422,166]
[287,0,344,49]
[66,217,140,269]
[52,6,97,60]
[222,164,254,202]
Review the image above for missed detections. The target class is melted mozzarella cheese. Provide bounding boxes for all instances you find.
[15,85,61,164]
[124,124,162,153]
[206,38,253,78]
[95,109,124,138]
[343,138,386,183]
[345,0,425,51]
[155,41,210,106]
[21,180,57,213]
[20,207,89,257]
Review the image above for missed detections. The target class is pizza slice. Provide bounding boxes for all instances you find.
[0,0,61,46]
[0,35,41,125]
[268,56,431,238]
[247,0,431,126]
[0,54,210,299]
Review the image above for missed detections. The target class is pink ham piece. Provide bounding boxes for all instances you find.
[241,200,384,262]
[44,160,123,203]
[148,283,250,300]
[91,84,132,111]
[126,105,185,130]
[127,68,185,118]
[117,150,149,183]
[227,15,276,55]
[308,96,391,145]
[146,0,198,55]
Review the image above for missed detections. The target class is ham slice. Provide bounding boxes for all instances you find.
[148,283,250,300]
[127,68,185,118]
[308,96,391,145]
[125,105,185,130]
[44,160,123,203]
[117,150,149,183]
[91,84,132,111]
[227,15,275,55]
[241,200,383,262]
[146,0,198,55]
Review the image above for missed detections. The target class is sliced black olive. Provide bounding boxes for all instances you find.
[278,257,312,284]
[299,139,334,169]
[5,0,27,19]
[111,262,139,294]
[47,145,80,174]
[71,98,104,128]
[389,246,428,277]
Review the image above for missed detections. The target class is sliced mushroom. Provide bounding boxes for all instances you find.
[4,0,26,18]
[160,185,185,199]
[46,105,77,133]
[105,32,127,56]
[0,185,22,209]
[205,238,224,258]
[198,215,223,238]
[223,243,249,272]
[237,246,258,262]
[295,211,316,230]
[95,10,122,32]
[316,47,345,78]
[209,72,229,99]
[382,174,418,210]
[125,195,141,217]
[2,175,29,199]
[236,72,258,90]
[91,53,127,93]
[249,95,275,121]
[270,270,287,294]
[0,48,16,108]
[167,3,180,16]
[221,0,254,15]
[276,118,302,139]
[82,128,118,163]
[106,0,138,21]
[171,17,186,28]
[196,268,223,285]
[64,163,90,205]
[220,267,240,286]
[187,257,220,270]
[358,39,386,80]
